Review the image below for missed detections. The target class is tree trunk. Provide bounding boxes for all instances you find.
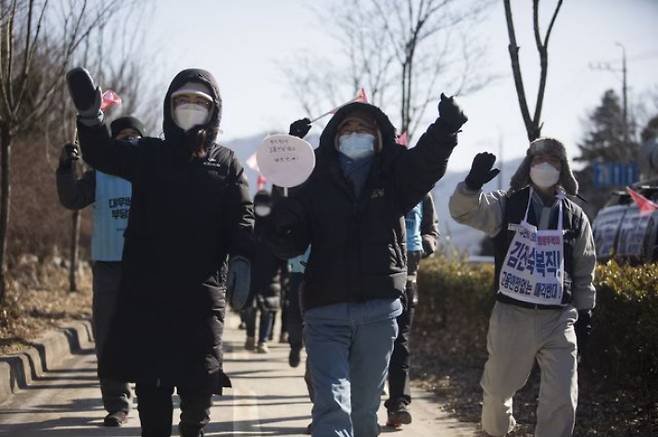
[0,125,12,303]
[69,209,80,292]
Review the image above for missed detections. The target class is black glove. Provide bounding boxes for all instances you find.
[66,67,103,126]
[226,256,251,311]
[575,310,592,355]
[465,152,501,191]
[289,118,312,139]
[438,93,468,132]
[58,143,80,171]
[422,235,437,258]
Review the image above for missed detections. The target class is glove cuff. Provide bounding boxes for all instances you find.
[77,111,104,128]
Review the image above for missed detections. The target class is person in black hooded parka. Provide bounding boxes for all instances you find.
[271,95,467,437]
[68,67,254,437]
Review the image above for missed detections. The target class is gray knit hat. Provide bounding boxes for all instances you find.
[509,137,579,195]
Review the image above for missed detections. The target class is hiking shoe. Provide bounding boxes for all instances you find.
[257,342,269,353]
[289,348,301,368]
[386,405,412,429]
[103,411,128,426]
[245,336,256,351]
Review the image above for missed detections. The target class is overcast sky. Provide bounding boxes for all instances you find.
[137,0,658,171]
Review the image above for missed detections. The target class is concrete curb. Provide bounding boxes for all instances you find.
[0,320,94,404]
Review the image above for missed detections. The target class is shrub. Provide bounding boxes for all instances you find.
[416,256,658,393]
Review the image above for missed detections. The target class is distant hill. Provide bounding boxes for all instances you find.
[224,132,521,255]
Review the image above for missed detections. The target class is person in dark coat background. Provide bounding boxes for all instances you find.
[243,189,286,353]
[385,191,439,429]
[68,67,254,437]
[56,116,145,427]
[271,95,467,437]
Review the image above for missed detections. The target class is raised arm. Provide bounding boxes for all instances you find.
[67,66,139,180]
[449,152,506,237]
[393,94,467,215]
[55,143,96,210]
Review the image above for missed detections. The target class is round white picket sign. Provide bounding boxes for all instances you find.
[256,134,315,188]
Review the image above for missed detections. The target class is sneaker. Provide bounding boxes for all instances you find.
[257,342,269,353]
[103,411,128,426]
[289,348,301,368]
[386,405,412,429]
[245,336,256,351]
[279,332,289,343]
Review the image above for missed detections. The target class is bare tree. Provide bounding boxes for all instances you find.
[504,0,564,141]
[282,0,494,139]
[0,0,125,301]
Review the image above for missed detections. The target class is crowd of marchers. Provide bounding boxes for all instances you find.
[56,66,596,437]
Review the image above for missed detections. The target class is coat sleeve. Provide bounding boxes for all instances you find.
[571,214,597,310]
[223,156,256,258]
[448,181,507,237]
[77,121,139,182]
[56,167,96,210]
[420,193,439,239]
[393,120,458,215]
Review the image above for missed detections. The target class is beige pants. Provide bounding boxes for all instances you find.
[481,302,578,437]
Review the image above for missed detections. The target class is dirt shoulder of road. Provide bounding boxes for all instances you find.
[0,256,92,356]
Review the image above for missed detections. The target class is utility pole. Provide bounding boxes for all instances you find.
[616,42,629,145]
[589,42,629,158]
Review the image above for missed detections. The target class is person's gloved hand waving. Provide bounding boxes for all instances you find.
[66,67,103,127]
[289,118,312,139]
[58,143,80,171]
[465,152,501,191]
[438,93,468,132]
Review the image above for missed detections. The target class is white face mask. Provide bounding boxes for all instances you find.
[338,133,375,159]
[254,205,271,217]
[530,162,560,188]
[174,104,210,131]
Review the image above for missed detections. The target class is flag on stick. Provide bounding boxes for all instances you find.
[627,187,658,215]
[310,88,369,123]
[100,90,122,111]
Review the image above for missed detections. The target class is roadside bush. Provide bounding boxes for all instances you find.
[416,256,658,393]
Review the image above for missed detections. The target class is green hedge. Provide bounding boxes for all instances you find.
[416,257,658,390]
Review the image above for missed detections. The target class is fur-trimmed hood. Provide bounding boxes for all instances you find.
[510,137,579,195]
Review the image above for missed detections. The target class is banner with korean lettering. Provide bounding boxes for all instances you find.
[592,204,627,260]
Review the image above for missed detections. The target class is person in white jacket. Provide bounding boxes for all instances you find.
[449,138,596,437]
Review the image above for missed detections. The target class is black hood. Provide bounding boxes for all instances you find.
[318,102,397,156]
[162,68,222,145]
[110,116,145,138]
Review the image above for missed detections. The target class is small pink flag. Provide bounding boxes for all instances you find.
[257,175,267,191]
[246,152,260,172]
[100,90,122,111]
[396,132,409,146]
[626,187,658,215]
[355,87,368,104]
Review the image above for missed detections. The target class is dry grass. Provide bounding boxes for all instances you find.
[0,255,92,355]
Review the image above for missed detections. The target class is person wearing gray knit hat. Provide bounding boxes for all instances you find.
[449,138,597,437]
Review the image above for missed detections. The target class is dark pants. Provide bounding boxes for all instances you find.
[385,250,422,410]
[244,305,274,343]
[135,383,212,437]
[286,273,305,351]
[92,261,132,414]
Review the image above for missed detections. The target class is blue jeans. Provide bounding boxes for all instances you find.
[304,299,402,437]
